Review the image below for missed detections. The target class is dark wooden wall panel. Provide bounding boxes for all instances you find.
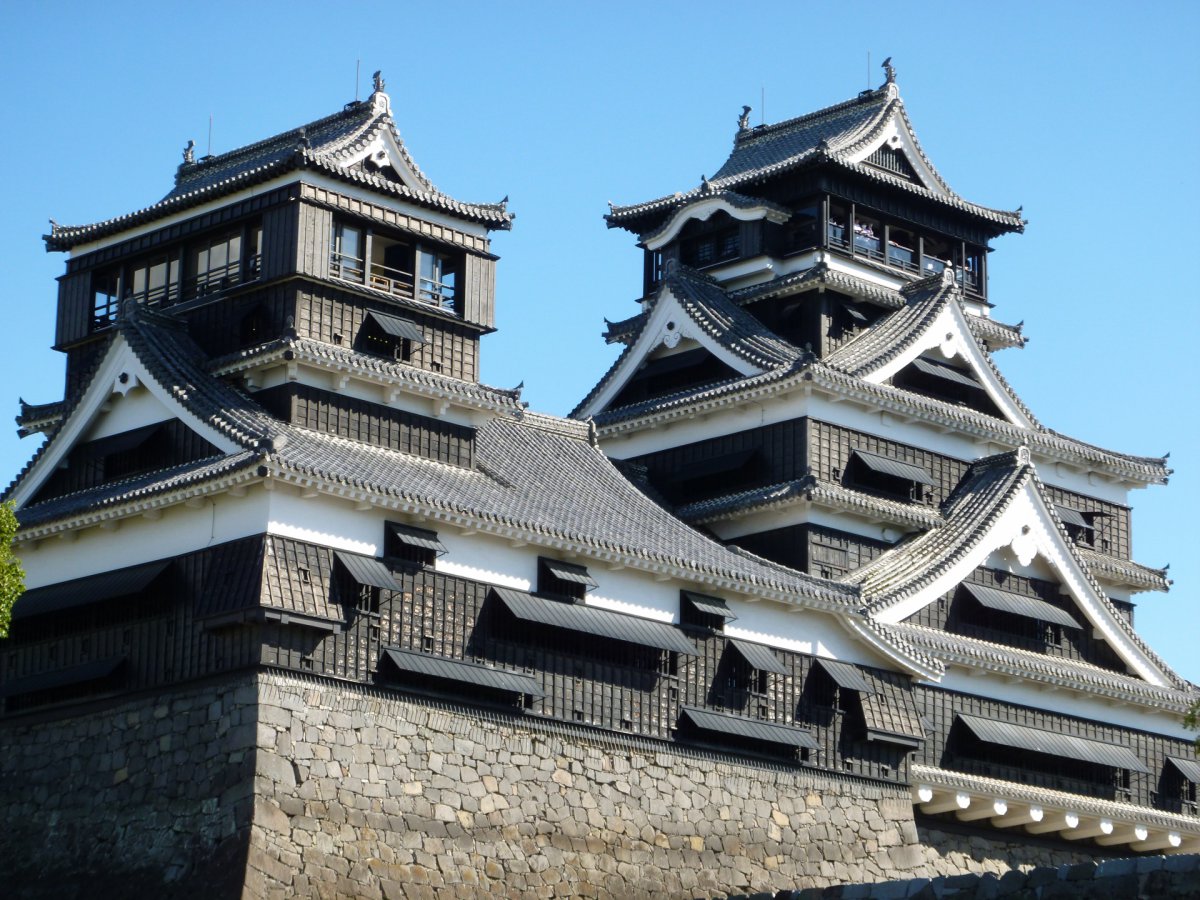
[55,272,93,348]
[297,203,333,280]
[462,254,495,330]
[260,202,300,281]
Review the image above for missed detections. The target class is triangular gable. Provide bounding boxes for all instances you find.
[837,91,948,197]
[826,270,1038,429]
[573,270,800,419]
[320,90,436,195]
[848,449,1177,688]
[8,331,246,510]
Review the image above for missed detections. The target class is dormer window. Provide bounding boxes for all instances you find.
[384,522,446,568]
[357,309,425,362]
[680,591,736,633]
[842,449,933,503]
[537,557,596,603]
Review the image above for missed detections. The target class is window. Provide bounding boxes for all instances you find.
[331,222,365,283]
[680,591,735,633]
[93,267,120,329]
[356,309,425,362]
[185,225,259,299]
[418,248,458,310]
[841,448,933,503]
[384,522,445,568]
[680,227,739,269]
[536,558,596,602]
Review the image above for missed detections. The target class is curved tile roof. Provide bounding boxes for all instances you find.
[45,90,511,251]
[607,82,1023,235]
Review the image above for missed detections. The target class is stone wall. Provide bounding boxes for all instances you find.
[2,674,258,899]
[247,672,1095,899]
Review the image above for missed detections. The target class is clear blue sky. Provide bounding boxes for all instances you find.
[2,1,1197,683]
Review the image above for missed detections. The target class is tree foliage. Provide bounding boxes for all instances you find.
[1187,699,1200,753]
[0,501,24,638]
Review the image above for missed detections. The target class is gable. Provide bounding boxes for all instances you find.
[841,104,949,199]
[869,474,1173,687]
[8,335,242,510]
[851,287,1036,429]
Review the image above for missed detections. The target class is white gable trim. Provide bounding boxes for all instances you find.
[329,97,429,196]
[859,298,1035,429]
[576,285,767,418]
[9,334,243,509]
[644,195,791,251]
[871,477,1171,687]
[843,109,944,197]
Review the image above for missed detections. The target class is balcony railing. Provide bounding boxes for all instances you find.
[332,252,455,312]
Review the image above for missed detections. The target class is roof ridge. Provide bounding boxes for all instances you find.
[732,86,888,147]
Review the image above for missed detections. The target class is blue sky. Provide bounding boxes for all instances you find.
[2,1,1198,683]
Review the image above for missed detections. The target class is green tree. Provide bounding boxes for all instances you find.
[0,501,24,638]
[1188,699,1200,752]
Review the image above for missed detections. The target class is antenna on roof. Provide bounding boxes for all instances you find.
[867,51,871,90]
[207,113,213,157]
[760,85,765,125]
[356,59,360,101]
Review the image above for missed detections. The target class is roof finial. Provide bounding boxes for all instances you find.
[881,56,895,85]
[182,139,195,165]
[700,175,714,195]
[373,70,386,94]
[738,105,752,131]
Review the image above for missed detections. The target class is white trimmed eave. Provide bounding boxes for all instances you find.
[259,458,857,616]
[577,286,767,419]
[870,478,1173,687]
[912,765,1200,854]
[838,615,944,682]
[859,298,1035,429]
[642,195,791,251]
[9,336,244,509]
[14,463,265,545]
[595,367,1165,488]
[842,106,946,198]
[212,342,521,421]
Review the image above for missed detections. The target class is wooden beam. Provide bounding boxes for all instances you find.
[991,805,1043,829]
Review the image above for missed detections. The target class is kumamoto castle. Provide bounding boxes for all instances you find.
[4,65,1200,897]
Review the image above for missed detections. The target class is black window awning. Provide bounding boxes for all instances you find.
[842,302,869,323]
[860,679,925,747]
[381,647,544,698]
[679,706,819,750]
[851,449,934,486]
[957,714,1150,773]
[492,587,696,655]
[681,591,736,622]
[961,583,1081,630]
[1055,504,1095,531]
[13,560,170,621]
[541,558,597,590]
[0,657,126,698]
[910,355,982,389]
[334,551,399,590]
[815,658,875,694]
[388,523,446,555]
[365,309,425,344]
[729,639,788,675]
[1167,756,1200,784]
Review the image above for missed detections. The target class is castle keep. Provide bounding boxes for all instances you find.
[3,67,1197,897]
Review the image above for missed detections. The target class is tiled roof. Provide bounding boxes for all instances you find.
[209,335,525,413]
[14,311,857,612]
[637,188,792,245]
[675,476,943,531]
[15,398,65,437]
[731,264,907,310]
[571,267,802,419]
[607,83,1023,235]
[843,450,1184,689]
[887,622,1197,710]
[1075,547,1171,594]
[45,91,511,251]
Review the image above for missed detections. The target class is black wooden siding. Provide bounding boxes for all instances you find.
[294,285,480,381]
[1043,484,1132,559]
[731,523,891,579]
[254,382,475,468]
[903,567,1129,673]
[2,532,1194,819]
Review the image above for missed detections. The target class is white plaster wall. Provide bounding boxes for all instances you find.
[20,490,272,588]
[931,668,1196,742]
[84,386,174,440]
